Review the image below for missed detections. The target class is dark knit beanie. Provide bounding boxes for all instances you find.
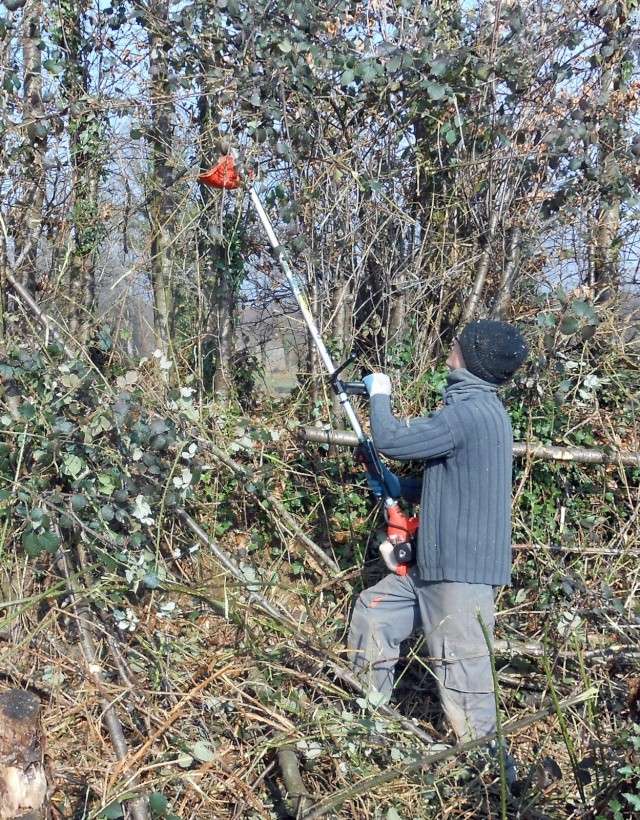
[457,320,528,385]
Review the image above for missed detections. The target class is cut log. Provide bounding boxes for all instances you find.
[0,689,47,820]
[299,427,640,466]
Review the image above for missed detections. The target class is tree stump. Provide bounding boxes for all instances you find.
[0,690,47,820]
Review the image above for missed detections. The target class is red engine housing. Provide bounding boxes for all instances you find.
[386,502,419,543]
[385,503,419,575]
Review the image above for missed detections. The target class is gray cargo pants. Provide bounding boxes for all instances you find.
[347,572,496,741]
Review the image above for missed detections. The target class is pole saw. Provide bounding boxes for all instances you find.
[199,154,418,575]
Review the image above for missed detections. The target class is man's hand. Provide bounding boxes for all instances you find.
[363,373,392,397]
[365,471,385,499]
[363,465,404,500]
[379,540,400,572]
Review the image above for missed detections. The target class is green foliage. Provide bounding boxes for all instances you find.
[148,792,169,816]
[595,724,640,819]
[0,346,199,589]
[536,296,599,344]
[99,803,124,819]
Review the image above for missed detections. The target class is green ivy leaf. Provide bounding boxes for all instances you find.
[71,494,88,511]
[142,572,160,589]
[340,69,354,85]
[99,803,124,819]
[23,531,43,557]
[148,791,169,816]
[98,473,117,495]
[62,453,85,479]
[536,313,556,328]
[29,507,45,524]
[571,300,597,323]
[39,531,60,554]
[444,127,457,146]
[559,316,580,335]
[191,741,216,762]
[359,60,380,82]
[100,504,115,522]
[19,403,36,420]
[278,39,292,53]
[623,794,640,811]
[386,54,402,73]
[425,82,446,100]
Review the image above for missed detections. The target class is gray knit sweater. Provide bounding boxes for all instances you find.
[369,369,513,586]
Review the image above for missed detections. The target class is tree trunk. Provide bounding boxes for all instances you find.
[591,202,620,304]
[491,226,521,319]
[590,9,627,303]
[387,270,406,349]
[147,0,174,355]
[59,0,102,341]
[463,209,499,323]
[0,690,47,820]
[197,21,236,397]
[19,0,46,297]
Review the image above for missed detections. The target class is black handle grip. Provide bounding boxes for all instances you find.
[342,381,368,396]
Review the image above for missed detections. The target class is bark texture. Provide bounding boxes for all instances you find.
[0,690,47,820]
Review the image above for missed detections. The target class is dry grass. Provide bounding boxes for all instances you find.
[1,469,638,820]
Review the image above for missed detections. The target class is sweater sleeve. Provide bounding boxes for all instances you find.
[369,395,455,462]
[367,464,422,503]
[398,475,422,504]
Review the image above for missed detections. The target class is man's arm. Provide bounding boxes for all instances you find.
[365,464,422,504]
[369,394,455,462]
[397,474,422,504]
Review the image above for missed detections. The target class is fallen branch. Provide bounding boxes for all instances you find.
[491,225,522,320]
[299,427,640,466]
[276,741,313,817]
[513,542,640,557]
[494,638,639,662]
[108,664,235,788]
[300,688,597,819]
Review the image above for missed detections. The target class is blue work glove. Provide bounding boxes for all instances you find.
[365,465,403,500]
[362,373,392,397]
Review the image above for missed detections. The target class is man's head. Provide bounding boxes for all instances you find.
[447,320,528,385]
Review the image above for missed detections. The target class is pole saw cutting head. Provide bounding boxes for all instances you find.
[198,154,243,190]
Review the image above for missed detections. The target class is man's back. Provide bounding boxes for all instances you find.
[370,369,513,585]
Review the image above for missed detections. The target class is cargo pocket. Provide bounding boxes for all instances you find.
[441,637,494,694]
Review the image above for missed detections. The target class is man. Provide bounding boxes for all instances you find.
[347,320,528,756]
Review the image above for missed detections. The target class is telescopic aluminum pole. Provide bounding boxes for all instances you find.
[199,158,415,557]
[245,179,417,567]
[248,188,367,443]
